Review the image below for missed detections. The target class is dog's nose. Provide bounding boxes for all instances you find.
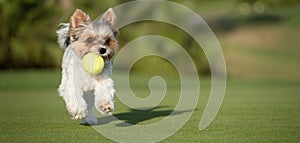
[99,48,106,54]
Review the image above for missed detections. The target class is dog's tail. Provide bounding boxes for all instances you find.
[56,23,70,49]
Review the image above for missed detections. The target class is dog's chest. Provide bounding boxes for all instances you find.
[63,47,112,91]
[81,72,97,91]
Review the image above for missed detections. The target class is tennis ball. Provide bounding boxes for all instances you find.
[82,53,104,75]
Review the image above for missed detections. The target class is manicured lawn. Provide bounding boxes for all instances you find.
[1,1,300,143]
[0,71,299,142]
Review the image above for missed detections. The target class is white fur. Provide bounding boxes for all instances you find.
[57,26,115,125]
[56,23,69,49]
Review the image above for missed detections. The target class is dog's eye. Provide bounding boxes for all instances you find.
[86,37,94,43]
[104,37,110,45]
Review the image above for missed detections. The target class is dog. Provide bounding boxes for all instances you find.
[56,8,119,125]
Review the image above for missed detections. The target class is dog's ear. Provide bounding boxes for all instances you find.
[69,9,91,42]
[70,9,91,29]
[100,8,116,27]
[56,23,70,49]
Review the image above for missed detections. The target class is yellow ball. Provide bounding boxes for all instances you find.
[82,53,104,75]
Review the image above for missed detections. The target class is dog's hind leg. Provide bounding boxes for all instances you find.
[82,91,98,125]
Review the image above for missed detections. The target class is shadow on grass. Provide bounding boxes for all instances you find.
[96,106,194,127]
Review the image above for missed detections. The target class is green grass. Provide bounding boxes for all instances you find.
[1,1,300,142]
[0,71,299,143]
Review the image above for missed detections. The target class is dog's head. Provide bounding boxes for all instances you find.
[57,8,119,62]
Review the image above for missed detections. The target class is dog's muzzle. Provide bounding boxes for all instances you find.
[99,47,106,54]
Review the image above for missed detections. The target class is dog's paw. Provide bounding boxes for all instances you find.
[96,100,114,115]
[67,104,88,120]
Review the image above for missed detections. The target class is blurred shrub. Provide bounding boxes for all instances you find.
[118,21,209,75]
[0,0,210,76]
[0,0,62,68]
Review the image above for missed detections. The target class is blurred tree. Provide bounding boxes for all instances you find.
[0,0,122,69]
[0,0,62,68]
[0,0,210,76]
[59,0,73,12]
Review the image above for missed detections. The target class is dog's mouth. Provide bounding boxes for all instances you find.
[80,45,114,62]
[101,53,113,62]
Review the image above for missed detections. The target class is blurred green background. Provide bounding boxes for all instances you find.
[0,0,300,80]
[0,0,299,142]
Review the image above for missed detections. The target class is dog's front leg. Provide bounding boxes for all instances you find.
[59,80,88,119]
[58,49,88,120]
[94,78,115,115]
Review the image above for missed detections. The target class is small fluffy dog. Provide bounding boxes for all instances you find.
[56,8,119,125]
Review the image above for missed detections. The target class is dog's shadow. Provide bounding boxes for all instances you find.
[96,106,194,127]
